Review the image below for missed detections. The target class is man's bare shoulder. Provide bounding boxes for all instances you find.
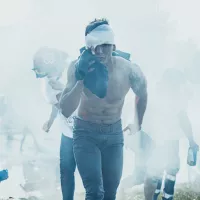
[113,56,137,73]
[113,56,130,71]
[113,56,130,65]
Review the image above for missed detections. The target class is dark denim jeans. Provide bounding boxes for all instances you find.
[73,118,124,200]
[60,134,76,200]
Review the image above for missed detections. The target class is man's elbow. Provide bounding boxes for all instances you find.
[59,101,70,118]
[135,90,147,107]
[60,109,70,118]
[60,108,71,118]
[137,78,147,98]
[139,87,148,101]
[59,100,78,118]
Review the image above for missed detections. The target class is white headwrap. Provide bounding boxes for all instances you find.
[33,47,69,78]
[85,24,115,48]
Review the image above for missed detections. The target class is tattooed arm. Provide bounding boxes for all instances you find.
[129,63,147,129]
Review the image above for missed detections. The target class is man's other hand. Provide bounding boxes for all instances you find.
[189,139,199,151]
[42,121,51,132]
[123,123,140,135]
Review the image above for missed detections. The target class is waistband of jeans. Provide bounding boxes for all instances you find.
[73,117,122,134]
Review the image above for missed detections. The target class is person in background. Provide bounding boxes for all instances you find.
[126,68,199,200]
[33,47,76,200]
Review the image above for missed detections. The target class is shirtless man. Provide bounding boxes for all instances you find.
[60,18,147,200]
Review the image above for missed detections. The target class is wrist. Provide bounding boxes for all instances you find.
[48,119,54,126]
[188,137,194,143]
[48,120,52,126]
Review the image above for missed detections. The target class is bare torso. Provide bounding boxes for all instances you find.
[78,56,131,124]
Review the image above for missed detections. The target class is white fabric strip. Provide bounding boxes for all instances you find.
[85,24,115,48]
[165,174,176,181]
[163,192,173,199]
[155,189,161,194]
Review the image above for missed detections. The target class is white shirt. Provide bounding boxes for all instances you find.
[41,77,73,138]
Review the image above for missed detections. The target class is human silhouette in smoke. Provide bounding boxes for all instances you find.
[33,47,76,200]
[180,47,200,185]
[125,68,199,200]
[141,68,199,200]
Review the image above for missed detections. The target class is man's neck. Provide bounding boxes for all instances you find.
[107,57,115,72]
[101,57,113,71]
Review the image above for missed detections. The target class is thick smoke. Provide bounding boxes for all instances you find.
[0,0,200,199]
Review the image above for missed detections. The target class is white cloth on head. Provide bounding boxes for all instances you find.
[85,24,115,48]
[41,77,73,138]
[33,47,69,77]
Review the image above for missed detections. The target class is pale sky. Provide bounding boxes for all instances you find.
[0,0,200,44]
[160,0,200,44]
[0,0,30,26]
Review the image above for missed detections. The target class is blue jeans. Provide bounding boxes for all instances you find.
[73,118,124,200]
[60,134,76,200]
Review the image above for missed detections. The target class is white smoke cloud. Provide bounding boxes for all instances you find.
[0,0,200,198]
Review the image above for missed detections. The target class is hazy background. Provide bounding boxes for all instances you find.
[0,0,199,131]
[0,0,200,198]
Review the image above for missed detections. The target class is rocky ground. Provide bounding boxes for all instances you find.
[0,182,199,200]
[123,183,200,200]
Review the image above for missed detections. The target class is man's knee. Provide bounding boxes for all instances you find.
[85,191,104,200]
[103,184,119,200]
[104,186,121,200]
[85,183,104,200]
